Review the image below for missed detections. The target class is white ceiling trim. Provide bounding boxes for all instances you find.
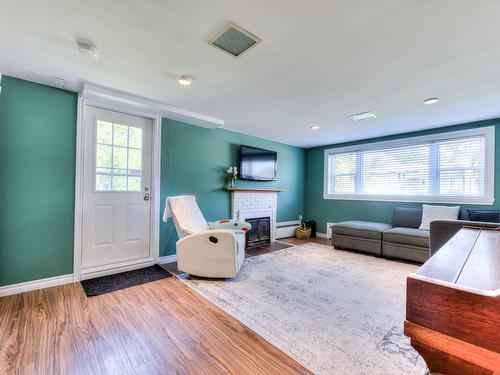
[81,83,224,128]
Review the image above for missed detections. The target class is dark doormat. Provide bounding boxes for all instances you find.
[81,264,172,297]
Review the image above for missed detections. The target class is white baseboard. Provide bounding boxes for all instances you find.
[0,274,74,297]
[158,254,177,264]
[316,232,329,239]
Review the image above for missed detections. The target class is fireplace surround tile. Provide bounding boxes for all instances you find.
[231,191,277,242]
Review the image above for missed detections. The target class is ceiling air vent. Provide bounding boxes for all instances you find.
[349,111,378,122]
[208,21,261,57]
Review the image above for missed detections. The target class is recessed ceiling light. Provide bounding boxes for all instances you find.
[423,97,439,105]
[178,75,193,86]
[310,124,320,130]
[349,111,377,122]
[77,39,98,58]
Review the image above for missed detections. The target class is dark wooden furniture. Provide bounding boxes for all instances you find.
[405,227,500,374]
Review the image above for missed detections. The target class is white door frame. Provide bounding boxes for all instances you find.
[73,85,162,281]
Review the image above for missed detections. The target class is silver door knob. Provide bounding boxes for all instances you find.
[144,193,150,201]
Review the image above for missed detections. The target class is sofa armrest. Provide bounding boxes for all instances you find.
[429,220,499,256]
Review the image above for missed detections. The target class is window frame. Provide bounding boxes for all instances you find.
[323,126,495,205]
[94,121,144,192]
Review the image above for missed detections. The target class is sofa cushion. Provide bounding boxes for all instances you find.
[393,207,422,229]
[419,204,460,231]
[333,221,393,240]
[383,227,430,248]
[466,209,500,223]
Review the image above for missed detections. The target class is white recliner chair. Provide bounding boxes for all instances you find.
[163,195,251,278]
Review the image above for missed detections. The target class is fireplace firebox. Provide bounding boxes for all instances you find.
[245,216,271,248]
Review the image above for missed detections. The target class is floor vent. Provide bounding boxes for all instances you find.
[208,21,261,57]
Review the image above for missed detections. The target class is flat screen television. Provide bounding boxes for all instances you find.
[239,145,277,181]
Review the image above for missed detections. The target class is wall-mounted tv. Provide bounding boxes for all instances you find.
[239,145,277,181]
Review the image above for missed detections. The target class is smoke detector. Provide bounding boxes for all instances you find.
[208,21,261,57]
[77,39,98,58]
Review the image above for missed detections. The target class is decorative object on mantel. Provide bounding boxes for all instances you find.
[225,166,238,189]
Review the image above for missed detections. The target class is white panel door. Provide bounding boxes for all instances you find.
[82,106,152,271]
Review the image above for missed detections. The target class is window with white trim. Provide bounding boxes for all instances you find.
[95,120,143,191]
[324,127,495,204]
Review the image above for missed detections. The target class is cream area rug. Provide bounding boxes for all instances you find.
[178,243,428,375]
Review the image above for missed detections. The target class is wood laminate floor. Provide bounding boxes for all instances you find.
[0,239,320,375]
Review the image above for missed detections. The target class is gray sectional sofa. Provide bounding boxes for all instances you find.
[382,207,430,263]
[330,221,392,256]
[332,207,430,263]
[332,206,500,263]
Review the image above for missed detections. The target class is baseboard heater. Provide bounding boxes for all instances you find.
[276,220,301,239]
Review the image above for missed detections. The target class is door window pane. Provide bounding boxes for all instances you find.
[113,124,128,146]
[128,148,142,171]
[96,121,113,144]
[96,174,112,191]
[96,145,112,168]
[112,147,128,169]
[127,176,141,191]
[113,175,127,191]
[129,127,142,149]
[95,122,143,191]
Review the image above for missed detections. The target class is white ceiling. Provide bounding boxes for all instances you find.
[1,0,500,148]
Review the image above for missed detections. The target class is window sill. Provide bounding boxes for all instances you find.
[322,194,495,206]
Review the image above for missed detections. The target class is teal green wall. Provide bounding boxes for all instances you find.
[160,119,306,256]
[2,74,499,285]
[0,76,77,286]
[0,76,305,284]
[305,118,500,233]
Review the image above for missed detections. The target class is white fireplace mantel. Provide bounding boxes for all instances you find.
[226,187,287,193]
